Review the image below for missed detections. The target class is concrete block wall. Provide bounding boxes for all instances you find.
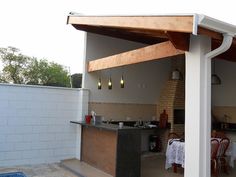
[0,83,88,167]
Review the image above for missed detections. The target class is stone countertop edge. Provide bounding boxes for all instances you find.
[70,121,139,131]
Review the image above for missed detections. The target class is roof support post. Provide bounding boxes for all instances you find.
[185,34,211,177]
[75,89,89,160]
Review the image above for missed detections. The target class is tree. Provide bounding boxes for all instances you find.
[0,72,7,83]
[71,73,82,88]
[0,46,29,84]
[0,46,71,87]
[25,59,71,87]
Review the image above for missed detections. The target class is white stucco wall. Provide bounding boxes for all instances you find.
[83,33,171,104]
[0,84,88,167]
[212,59,236,106]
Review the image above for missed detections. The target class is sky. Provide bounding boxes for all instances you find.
[1,0,236,74]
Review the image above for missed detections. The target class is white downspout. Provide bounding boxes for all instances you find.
[206,33,233,58]
[201,33,233,177]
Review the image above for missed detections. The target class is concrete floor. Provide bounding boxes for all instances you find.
[61,159,112,177]
[61,155,184,177]
[0,163,77,177]
[141,155,183,177]
[0,155,235,177]
[141,155,236,177]
[62,155,236,177]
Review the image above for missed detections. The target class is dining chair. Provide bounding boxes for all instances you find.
[211,138,220,177]
[168,132,181,140]
[212,131,226,138]
[218,137,230,174]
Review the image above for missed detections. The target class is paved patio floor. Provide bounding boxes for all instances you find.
[0,155,235,177]
[0,163,78,177]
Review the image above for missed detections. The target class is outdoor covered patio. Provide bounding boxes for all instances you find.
[67,14,236,177]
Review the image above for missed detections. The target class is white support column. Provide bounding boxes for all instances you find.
[75,89,89,160]
[185,34,211,177]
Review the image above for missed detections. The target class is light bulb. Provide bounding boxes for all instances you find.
[108,77,112,89]
[120,75,124,88]
[98,78,102,89]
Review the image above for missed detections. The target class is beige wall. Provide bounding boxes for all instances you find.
[83,33,171,104]
[213,106,236,123]
[212,59,236,123]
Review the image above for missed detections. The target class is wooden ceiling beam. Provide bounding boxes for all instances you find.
[68,16,194,33]
[166,32,190,51]
[87,41,185,72]
[198,27,223,40]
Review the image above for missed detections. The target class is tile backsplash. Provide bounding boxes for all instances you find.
[88,102,157,121]
[213,106,236,123]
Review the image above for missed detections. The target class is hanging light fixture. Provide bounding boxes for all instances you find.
[171,69,182,80]
[120,74,124,88]
[97,78,102,89]
[108,76,112,90]
[212,60,221,85]
[97,71,102,89]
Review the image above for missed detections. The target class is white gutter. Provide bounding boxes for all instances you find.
[195,14,236,57]
[198,15,236,37]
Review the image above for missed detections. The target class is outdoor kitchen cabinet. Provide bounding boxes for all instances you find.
[76,122,141,177]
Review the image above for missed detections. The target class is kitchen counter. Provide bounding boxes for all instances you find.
[212,122,236,132]
[70,121,138,131]
[71,120,141,177]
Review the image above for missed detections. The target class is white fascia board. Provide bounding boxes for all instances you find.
[198,14,236,37]
[68,12,196,17]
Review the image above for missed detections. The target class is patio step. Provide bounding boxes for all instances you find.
[60,159,112,177]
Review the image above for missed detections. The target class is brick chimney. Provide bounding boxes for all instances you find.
[157,56,185,134]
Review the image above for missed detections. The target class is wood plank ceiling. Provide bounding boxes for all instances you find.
[67,15,236,72]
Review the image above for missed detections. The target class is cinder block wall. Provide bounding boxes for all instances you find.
[0,84,88,167]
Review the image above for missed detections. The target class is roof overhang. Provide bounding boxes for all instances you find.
[67,14,194,48]
[67,13,236,63]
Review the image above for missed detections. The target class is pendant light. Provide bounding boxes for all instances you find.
[212,60,221,85]
[108,76,112,90]
[171,69,182,80]
[97,78,102,89]
[120,74,125,88]
[97,71,102,89]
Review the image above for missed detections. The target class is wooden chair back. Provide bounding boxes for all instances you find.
[218,138,230,157]
[168,132,181,140]
[211,138,220,159]
[212,131,226,138]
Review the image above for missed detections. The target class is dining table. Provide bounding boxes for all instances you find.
[165,138,185,169]
[165,138,236,170]
[228,141,236,167]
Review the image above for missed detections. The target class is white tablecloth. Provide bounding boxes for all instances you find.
[228,142,236,168]
[165,139,185,169]
[165,139,235,169]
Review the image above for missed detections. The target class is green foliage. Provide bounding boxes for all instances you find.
[0,46,30,84]
[25,58,71,87]
[71,73,82,88]
[0,73,7,83]
[0,46,72,87]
